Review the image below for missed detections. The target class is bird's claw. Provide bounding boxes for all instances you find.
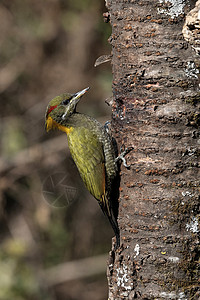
[104,121,111,133]
[115,146,133,168]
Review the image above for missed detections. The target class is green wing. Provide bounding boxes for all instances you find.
[67,126,106,201]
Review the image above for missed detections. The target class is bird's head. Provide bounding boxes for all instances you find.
[45,87,89,132]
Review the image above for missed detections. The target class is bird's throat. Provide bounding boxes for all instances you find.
[46,116,73,134]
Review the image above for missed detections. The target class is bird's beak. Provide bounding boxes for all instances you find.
[72,87,90,103]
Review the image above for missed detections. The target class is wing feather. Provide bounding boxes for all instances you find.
[67,126,105,201]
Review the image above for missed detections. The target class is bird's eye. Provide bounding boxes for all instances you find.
[62,96,72,105]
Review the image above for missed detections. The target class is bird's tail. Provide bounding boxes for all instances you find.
[107,210,120,249]
[99,195,120,249]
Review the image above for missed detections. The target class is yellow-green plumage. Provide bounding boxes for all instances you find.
[68,119,105,199]
[45,88,120,247]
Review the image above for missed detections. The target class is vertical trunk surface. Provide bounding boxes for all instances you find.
[106,0,200,299]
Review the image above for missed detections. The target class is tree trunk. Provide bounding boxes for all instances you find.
[106,0,200,299]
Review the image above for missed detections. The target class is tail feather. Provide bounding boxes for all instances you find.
[99,195,120,248]
[107,211,120,248]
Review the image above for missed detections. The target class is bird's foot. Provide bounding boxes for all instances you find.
[104,121,111,133]
[115,146,133,168]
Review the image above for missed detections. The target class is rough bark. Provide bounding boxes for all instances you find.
[106,0,200,299]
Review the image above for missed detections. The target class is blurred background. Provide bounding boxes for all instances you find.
[0,0,113,299]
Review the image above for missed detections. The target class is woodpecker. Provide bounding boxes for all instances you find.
[45,87,120,247]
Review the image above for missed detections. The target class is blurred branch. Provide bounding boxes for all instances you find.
[42,254,107,286]
[0,135,68,176]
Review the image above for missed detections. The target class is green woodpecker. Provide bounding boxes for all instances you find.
[45,88,120,247]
